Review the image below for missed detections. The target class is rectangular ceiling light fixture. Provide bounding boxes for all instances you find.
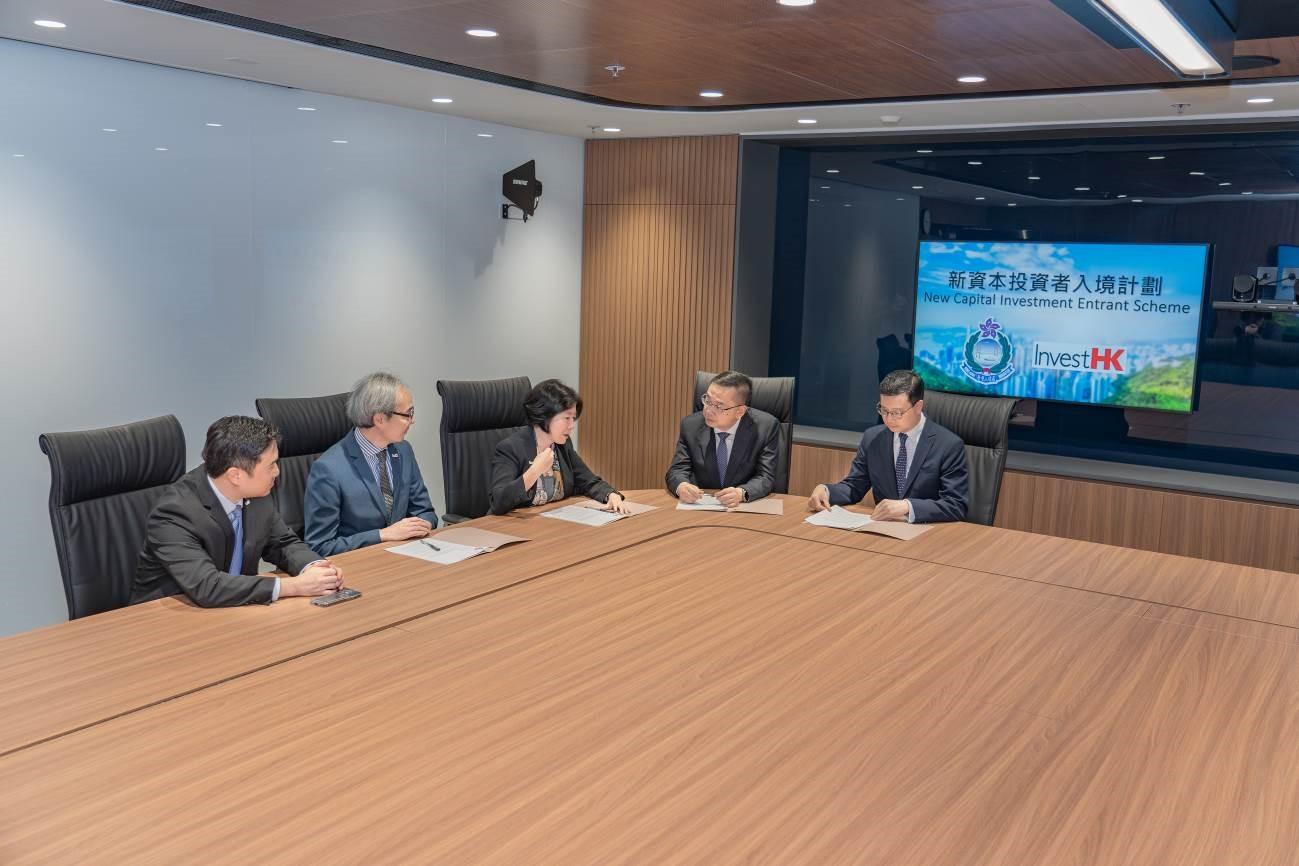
[1088,0,1233,77]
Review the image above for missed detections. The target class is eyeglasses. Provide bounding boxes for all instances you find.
[875,403,914,420]
[389,408,415,420]
[701,396,743,413]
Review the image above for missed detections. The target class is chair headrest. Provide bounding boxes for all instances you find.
[255,393,351,458]
[694,371,795,424]
[922,391,1018,450]
[437,377,532,432]
[39,415,186,506]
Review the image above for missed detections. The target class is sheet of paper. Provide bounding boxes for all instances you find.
[434,526,528,551]
[676,494,727,512]
[387,538,486,565]
[677,494,785,514]
[804,505,873,530]
[853,521,934,540]
[733,497,784,515]
[577,499,658,516]
[540,504,627,527]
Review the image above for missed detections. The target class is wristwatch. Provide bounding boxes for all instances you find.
[741,488,749,502]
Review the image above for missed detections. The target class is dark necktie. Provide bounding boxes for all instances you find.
[376,449,394,518]
[895,432,908,497]
[716,432,730,486]
[228,505,244,575]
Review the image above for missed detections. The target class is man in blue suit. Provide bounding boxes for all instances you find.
[304,372,439,556]
[808,370,968,523]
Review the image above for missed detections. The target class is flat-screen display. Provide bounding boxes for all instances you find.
[913,241,1210,413]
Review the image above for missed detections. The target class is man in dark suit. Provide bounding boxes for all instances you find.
[304,372,438,556]
[132,416,343,607]
[808,370,968,523]
[666,370,780,508]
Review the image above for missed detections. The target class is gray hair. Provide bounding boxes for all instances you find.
[347,372,407,428]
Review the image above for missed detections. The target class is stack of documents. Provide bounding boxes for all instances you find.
[387,526,528,565]
[675,494,784,515]
[804,506,932,540]
[540,498,658,527]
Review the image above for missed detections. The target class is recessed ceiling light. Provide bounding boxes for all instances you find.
[602,127,621,133]
[957,75,986,84]
[778,0,816,6]
[699,90,724,98]
[1219,182,1232,186]
[34,19,66,28]
[154,147,168,152]
[1007,203,1018,207]
[12,154,25,158]
[297,106,317,111]
[896,197,905,201]
[205,122,223,127]
[820,185,830,189]
[466,28,498,37]
[1075,186,1091,191]
[1247,97,1275,104]
[968,160,983,165]
[101,128,117,133]
[331,139,348,144]
[916,149,933,154]
[432,97,453,104]
[911,185,924,190]
[477,133,494,138]
[1132,199,1144,203]
[1242,191,1254,195]
[975,196,986,200]
[1117,194,1128,198]
[843,203,852,207]
[1148,155,1165,160]
[1188,171,1205,176]
[1028,175,1041,180]
[797,118,817,124]
[825,169,839,174]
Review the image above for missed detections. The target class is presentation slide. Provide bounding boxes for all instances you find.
[913,241,1209,413]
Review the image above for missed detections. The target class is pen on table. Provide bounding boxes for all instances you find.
[421,538,442,552]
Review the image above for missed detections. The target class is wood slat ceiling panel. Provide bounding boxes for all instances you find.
[184,0,1299,106]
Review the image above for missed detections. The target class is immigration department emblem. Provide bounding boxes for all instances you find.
[960,318,1015,385]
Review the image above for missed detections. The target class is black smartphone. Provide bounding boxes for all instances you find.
[311,587,362,607]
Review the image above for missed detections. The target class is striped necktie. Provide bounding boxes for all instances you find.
[228,505,244,575]
[376,449,394,519]
[895,432,909,497]
[716,432,731,486]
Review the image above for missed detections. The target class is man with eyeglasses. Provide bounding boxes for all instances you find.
[304,371,438,556]
[666,370,781,508]
[808,370,968,523]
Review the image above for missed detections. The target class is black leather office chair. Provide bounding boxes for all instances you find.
[436,376,532,522]
[255,393,351,538]
[693,371,796,494]
[39,415,186,619]
[921,390,1018,526]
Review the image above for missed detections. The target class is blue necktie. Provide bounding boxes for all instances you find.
[895,432,909,497]
[716,432,730,486]
[228,505,244,575]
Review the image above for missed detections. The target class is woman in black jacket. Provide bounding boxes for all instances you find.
[488,379,629,516]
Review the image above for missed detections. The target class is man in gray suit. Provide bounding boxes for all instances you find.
[666,370,780,508]
[132,416,344,607]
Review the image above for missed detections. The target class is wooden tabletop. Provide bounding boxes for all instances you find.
[3,492,1298,864]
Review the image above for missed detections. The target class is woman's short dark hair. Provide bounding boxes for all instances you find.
[879,370,925,404]
[203,416,282,477]
[524,379,583,430]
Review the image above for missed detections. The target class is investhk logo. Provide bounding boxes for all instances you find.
[1032,342,1126,372]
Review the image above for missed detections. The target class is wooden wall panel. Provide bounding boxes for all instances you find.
[791,442,1299,573]
[579,136,739,491]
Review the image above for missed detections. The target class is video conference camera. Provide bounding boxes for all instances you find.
[502,160,542,222]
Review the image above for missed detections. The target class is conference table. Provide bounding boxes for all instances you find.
[2,490,1297,864]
